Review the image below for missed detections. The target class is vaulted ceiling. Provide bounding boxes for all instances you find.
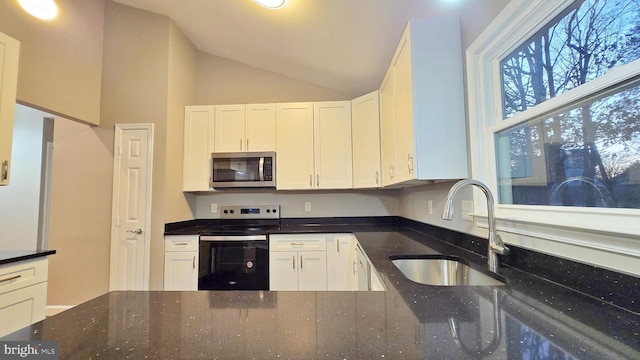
[112,0,509,96]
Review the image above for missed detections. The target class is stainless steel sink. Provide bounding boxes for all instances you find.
[390,255,506,286]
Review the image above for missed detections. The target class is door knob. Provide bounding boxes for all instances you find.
[127,228,143,235]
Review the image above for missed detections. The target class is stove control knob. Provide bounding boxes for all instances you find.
[230,209,235,214]
[223,210,228,214]
[246,261,254,269]
[266,209,271,213]
[272,208,277,213]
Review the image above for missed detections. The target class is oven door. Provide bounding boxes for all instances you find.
[198,235,269,290]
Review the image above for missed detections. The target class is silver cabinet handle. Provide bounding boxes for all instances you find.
[407,153,414,174]
[174,242,189,246]
[375,171,379,185]
[353,260,357,274]
[336,239,339,253]
[316,174,319,187]
[246,139,249,150]
[389,165,394,180]
[0,275,21,284]
[1,160,8,182]
[292,255,295,269]
[126,228,143,235]
[300,255,303,269]
[309,174,312,187]
[290,242,304,247]
[240,139,243,150]
[192,255,196,270]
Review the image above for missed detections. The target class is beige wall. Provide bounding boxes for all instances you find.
[100,1,173,291]
[0,0,104,125]
[196,54,352,104]
[47,117,112,305]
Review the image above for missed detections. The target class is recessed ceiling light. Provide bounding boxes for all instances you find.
[254,0,286,9]
[18,0,58,20]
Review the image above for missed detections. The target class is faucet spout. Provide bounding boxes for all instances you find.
[442,179,509,273]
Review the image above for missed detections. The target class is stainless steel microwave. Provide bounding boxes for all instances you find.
[210,151,276,188]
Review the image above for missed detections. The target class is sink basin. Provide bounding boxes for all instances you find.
[390,255,506,286]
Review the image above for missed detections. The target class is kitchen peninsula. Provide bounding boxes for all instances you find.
[1,222,637,359]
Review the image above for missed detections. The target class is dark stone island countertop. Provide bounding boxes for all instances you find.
[0,250,56,265]
[1,223,638,359]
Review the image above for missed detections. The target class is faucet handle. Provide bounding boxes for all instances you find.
[492,234,510,256]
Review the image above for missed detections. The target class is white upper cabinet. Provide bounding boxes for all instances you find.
[214,104,245,152]
[276,101,353,190]
[245,103,276,151]
[183,105,215,191]
[351,91,381,188]
[0,32,20,186]
[214,104,276,152]
[379,17,468,186]
[313,101,353,189]
[276,102,315,190]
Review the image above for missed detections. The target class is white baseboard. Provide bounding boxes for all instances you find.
[46,305,74,317]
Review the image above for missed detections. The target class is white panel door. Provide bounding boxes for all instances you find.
[352,91,381,188]
[183,106,214,191]
[269,251,298,290]
[276,102,314,189]
[298,251,327,291]
[0,32,19,186]
[245,103,276,151]
[214,104,246,152]
[313,101,353,189]
[110,124,153,291]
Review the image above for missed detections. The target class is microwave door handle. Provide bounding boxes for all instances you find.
[259,157,265,181]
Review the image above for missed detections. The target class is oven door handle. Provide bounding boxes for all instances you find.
[200,235,268,241]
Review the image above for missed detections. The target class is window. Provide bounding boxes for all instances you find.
[467,0,640,239]
[496,0,640,209]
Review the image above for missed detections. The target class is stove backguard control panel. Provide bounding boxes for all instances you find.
[219,205,280,219]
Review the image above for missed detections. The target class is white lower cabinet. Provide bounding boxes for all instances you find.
[163,235,198,290]
[0,258,49,337]
[326,234,357,290]
[269,234,327,291]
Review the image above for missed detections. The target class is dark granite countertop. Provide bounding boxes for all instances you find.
[2,226,638,359]
[0,250,56,266]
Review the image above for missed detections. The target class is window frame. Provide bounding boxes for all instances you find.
[467,0,640,265]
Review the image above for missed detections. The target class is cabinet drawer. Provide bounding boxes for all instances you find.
[164,235,199,252]
[269,234,327,251]
[0,258,48,296]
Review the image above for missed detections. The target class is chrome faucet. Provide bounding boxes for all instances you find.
[442,179,509,273]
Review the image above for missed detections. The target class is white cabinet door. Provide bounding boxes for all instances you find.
[352,91,381,188]
[163,252,198,290]
[276,102,314,190]
[313,101,353,189]
[269,251,299,290]
[393,34,416,184]
[245,103,276,151]
[0,282,47,337]
[214,104,246,152]
[0,32,20,186]
[298,251,327,290]
[355,244,369,291]
[379,67,396,186]
[183,106,215,191]
[326,234,357,290]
